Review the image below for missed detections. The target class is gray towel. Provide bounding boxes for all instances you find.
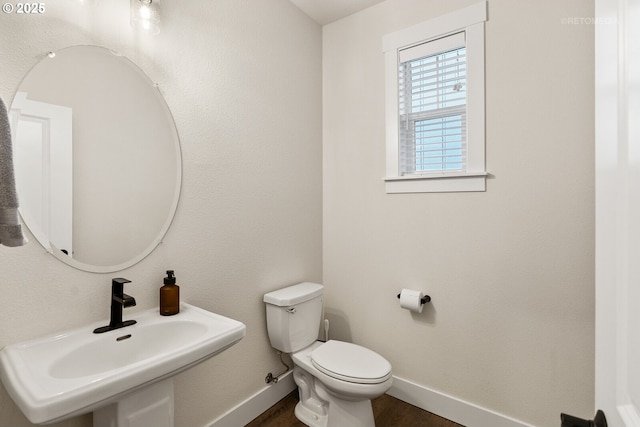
[0,97,27,247]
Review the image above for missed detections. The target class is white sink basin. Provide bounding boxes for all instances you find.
[0,303,246,424]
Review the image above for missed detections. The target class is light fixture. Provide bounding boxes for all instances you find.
[130,0,160,35]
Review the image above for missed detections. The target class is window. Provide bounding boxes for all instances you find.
[399,33,466,175]
[383,1,487,193]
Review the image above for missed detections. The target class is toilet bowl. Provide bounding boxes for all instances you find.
[264,283,392,427]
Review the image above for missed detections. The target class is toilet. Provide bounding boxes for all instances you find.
[264,282,392,427]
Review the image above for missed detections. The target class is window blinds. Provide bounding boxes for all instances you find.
[398,32,467,175]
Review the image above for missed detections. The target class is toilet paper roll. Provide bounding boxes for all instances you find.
[399,288,424,313]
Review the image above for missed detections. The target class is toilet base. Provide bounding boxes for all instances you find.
[294,391,375,427]
[293,366,376,427]
[295,400,328,427]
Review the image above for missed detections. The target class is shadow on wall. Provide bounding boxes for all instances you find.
[323,308,353,342]
[396,291,437,324]
[325,299,437,342]
[408,301,436,324]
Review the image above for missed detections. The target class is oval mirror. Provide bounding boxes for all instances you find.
[10,46,182,273]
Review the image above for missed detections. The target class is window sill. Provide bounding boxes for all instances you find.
[384,172,487,193]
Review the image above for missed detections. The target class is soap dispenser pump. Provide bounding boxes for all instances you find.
[160,270,180,316]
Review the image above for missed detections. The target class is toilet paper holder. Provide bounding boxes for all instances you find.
[396,293,431,305]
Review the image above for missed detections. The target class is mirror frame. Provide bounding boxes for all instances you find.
[12,46,182,273]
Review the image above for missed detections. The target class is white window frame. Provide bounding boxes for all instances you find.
[383,1,487,193]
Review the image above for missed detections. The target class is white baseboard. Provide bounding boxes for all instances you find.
[388,376,535,427]
[619,403,640,426]
[207,373,534,427]
[207,370,296,427]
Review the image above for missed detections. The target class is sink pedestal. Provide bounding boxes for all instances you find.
[94,379,174,427]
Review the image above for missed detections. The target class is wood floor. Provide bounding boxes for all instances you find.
[245,391,464,427]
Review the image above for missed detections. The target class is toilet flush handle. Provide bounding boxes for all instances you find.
[286,307,296,314]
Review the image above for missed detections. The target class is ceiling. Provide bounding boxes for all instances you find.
[289,0,387,25]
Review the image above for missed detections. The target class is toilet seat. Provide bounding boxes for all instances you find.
[311,340,392,384]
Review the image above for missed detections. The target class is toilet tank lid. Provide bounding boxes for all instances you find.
[263,282,323,306]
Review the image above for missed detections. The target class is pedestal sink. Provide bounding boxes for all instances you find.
[0,303,246,425]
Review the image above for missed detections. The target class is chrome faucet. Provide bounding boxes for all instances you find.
[93,278,137,334]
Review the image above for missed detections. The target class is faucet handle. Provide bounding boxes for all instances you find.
[94,278,136,334]
[111,277,132,296]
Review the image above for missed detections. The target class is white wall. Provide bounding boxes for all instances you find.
[0,1,322,426]
[322,1,594,426]
[0,1,596,426]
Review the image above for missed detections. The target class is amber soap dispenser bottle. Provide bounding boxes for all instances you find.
[160,270,180,316]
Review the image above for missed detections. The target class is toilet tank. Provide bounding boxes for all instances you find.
[263,282,323,353]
